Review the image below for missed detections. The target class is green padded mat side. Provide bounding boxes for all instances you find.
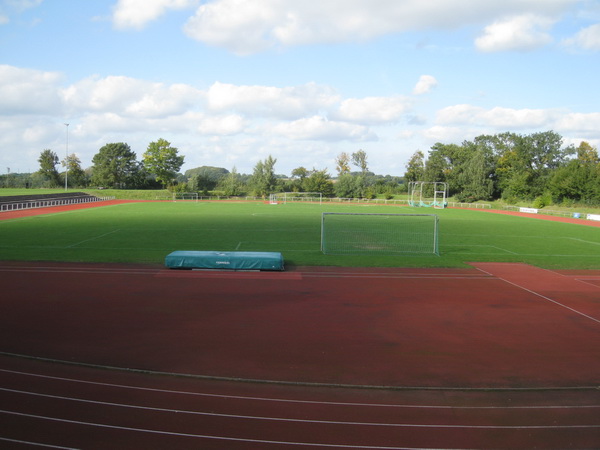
[165,251,284,271]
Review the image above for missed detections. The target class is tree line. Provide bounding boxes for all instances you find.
[405,131,600,206]
[8,139,185,190]
[185,151,403,199]
[2,130,598,206]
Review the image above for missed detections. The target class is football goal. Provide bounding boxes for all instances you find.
[321,212,439,255]
[269,192,323,204]
[408,181,447,209]
[173,192,199,202]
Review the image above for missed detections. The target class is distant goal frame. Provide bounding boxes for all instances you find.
[408,181,448,209]
[269,192,323,205]
[320,212,440,256]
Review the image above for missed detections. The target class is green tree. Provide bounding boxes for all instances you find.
[288,166,309,192]
[492,131,570,199]
[576,141,599,164]
[404,150,425,183]
[423,143,451,185]
[37,149,61,187]
[291,166,309,180]
[548,159,600,204]
[186,166,229,192]
[62,154,87,187]
[218,166,244,196]
[250,155,277,198]
[91,142,139,188]
[335,152,351,176]
[351,149,368,173]
[302,168,334,196]
[334,173,367,198]
[455,147,494,202]
[143,138,184,188]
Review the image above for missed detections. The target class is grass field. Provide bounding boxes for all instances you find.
[1,201,599,269]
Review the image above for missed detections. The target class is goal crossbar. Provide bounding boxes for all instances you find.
[321,212,439,256]
[270,192,323,204]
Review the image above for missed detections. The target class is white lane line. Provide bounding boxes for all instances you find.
[474,268,600,325]
[1,369,598,410]
[0,409,468,450]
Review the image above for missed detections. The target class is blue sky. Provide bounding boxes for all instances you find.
[1,0,599,177]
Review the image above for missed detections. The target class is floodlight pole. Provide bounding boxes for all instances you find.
[64,123,69,191]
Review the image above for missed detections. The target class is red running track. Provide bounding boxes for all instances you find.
[0,261,599,449]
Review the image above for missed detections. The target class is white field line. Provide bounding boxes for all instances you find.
[567,238,600,246]
[66,229,121,248]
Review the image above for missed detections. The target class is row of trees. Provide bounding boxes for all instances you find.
[4,130,598,206]
[33,139,184,189]
[24,140,402,199]
[405,131,600,205]
[183,157,402,199]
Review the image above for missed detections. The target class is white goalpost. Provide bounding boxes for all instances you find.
[408,181,447,209]
[269,192,323,205]
[321,212,440,256]
[173,192,199,202]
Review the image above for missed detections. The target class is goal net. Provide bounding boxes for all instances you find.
[173,192,199,202]
[270,192,323,204]
[321,213,439,255]
[408,182,447,209]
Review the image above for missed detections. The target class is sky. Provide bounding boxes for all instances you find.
[1,0,599,178]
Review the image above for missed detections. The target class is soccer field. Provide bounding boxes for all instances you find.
[0,201,599,269]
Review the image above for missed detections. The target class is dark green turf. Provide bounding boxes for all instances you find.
[0,201,599,269]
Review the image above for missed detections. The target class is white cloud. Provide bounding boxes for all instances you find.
[475,14,555,52]
[0,65,64,114]
[563,23,600,50]
[436,104,485,125]
[334,96,411,124]
[197,114,247,135]
[206,81,339,119]
[181,0,575,54]
[112,0,197,30]
[271,116,376,142]
[436,104,560,129]
[556,112,600,137]
[62,75,203,117]
[413,75,438,95]
[422,126,471,144]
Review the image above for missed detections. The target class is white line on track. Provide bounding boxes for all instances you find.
[0,437,77,449]
[1,408,598,450]
[0,409,428,450]
[1,369,597,410]
[0,265,496,280]
[2,387,598,429]
[474,268,600,325]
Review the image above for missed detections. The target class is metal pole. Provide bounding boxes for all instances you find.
[64,123,69,191]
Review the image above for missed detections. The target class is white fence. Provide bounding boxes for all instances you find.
[0,196,115,212]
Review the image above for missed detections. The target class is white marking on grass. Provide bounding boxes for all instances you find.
[66,229,121,248]
[567,238,600,246]
[235,241,242,250]
[444,244,518,255]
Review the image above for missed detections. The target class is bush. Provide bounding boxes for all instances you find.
[532,193,552,209]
